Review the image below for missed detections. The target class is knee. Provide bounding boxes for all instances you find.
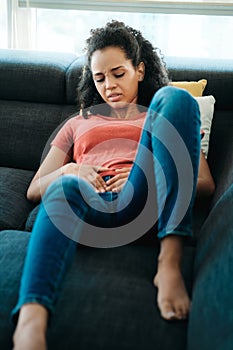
[43,175,84,202]
[152,85,198,111]
[155,85,191,99]
[149,85,200,124]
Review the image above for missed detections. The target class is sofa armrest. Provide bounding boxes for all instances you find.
[210,144,233,210]
[207,109,233,209]
[188,183,233,350]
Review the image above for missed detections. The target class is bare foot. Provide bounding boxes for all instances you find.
[153,261,191,321]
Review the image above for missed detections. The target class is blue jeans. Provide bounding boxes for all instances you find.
[12,86,201,320]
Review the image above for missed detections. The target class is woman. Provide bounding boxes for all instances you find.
[12,20,215,350]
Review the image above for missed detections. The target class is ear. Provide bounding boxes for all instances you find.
[137,61,145,82]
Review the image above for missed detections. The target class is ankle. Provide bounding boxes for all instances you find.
[158,235,184,268]
[157,253,182,270]
[17,304,48,331]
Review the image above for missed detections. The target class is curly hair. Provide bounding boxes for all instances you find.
[77,20,169,117]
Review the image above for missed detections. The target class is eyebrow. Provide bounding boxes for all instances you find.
[93,65,124,76]
[112,65,124,72]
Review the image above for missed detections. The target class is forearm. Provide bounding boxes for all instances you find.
[27,162,108,202]
[27,166,65,202]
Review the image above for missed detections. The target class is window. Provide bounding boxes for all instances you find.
[34,9,233,59]
[1,0,233,59]
[0,1,7,48]
[18,0,233,16]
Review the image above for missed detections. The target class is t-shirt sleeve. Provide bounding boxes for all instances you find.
[50,118,74,158]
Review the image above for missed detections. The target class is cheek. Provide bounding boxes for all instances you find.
[95,83,105,98]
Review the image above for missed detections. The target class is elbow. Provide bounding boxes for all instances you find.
[205,173,216,197]
[196,177,216,198]
[209,180,216,195]
[27,184,41,203]
[204,180,215,198]
[208,179,216,196]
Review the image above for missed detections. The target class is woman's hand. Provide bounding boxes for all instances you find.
[105,167,131,192]
[63,162,109,193]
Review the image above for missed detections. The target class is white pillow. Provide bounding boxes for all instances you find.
[195,95,215,158]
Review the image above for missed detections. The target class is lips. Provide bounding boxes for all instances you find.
[108,93,122,102]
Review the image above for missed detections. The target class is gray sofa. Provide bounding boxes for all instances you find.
[0,49,232,350]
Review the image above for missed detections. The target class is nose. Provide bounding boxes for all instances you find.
[105,76,116,90]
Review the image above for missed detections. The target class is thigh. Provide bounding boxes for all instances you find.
[114,126,158,241]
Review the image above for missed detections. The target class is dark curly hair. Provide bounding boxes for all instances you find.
[77,20,169,117]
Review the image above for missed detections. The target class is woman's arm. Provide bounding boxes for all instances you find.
[27,146,71,202]
[196,150,215,198]
[27,146,109,202]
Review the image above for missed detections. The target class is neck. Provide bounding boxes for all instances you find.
[110,104,140,119]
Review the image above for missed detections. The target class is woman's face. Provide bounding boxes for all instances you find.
[91,46,144,110]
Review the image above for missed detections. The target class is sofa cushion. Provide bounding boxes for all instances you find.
[66,55,86,105]
[0,100,78,170]
[207,110,233,208]
[171,79,207,97]
[0,230,30,350]
[195,95,215,158]
[0,49,77,104]
[0,168,35,230]
[25,204,40,231]
[0,229,195,350]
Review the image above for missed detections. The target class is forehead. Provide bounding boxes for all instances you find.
[91,46,132,73]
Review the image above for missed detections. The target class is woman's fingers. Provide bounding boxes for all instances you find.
[74,165,130,193]
[94,175,107,193]
[114,167,131,174]
[105,170,130,192]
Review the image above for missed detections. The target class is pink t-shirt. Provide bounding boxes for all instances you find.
[51,113,146,177]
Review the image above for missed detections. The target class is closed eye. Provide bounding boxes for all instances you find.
[94,70,125,83]
[95,77,104,83]
[115,72,125,78]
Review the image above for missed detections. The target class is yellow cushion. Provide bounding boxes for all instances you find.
[170,79,207,97]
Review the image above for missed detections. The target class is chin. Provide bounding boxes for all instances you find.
[110,101,131,110]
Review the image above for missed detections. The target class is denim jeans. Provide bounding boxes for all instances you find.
[12,86,201,320]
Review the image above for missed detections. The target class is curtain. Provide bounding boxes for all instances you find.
[7,0,35,49]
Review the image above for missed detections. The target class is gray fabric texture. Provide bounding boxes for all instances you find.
[65,55,86,105]
[0,229,195,350]
[167,56,233,111]
[188,184,233,350]
[24,204,40,231]
[0,100,78,170]
[0,49,77,104]
[0,168,35,230]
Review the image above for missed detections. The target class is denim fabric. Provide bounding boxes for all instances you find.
[12,86,201,320]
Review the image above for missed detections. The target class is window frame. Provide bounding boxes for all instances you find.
[18,0,233,16]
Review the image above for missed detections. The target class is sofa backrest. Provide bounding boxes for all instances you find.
[0,50,232,206]
[166,56,233,206]
[0,49,83,170]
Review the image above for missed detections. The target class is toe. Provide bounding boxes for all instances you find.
[153,275,158,287]
[159,300,177,321]
[174,300,190,320]
[175,307,186,320]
